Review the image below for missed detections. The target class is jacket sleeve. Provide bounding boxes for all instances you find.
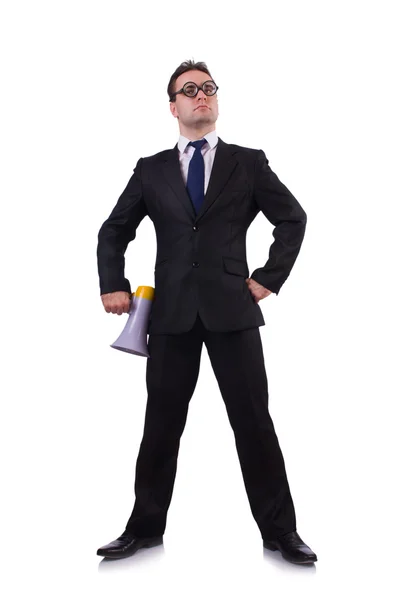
[97,157,148,295]
[249,150,307,294]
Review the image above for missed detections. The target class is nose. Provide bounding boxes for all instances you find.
[196,88,207,101]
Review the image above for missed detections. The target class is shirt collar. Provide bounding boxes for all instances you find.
[178,130,218,154]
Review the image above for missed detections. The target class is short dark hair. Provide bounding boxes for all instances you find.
[167,59,214,102]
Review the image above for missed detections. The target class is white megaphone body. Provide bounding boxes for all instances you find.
[110,285,155,357]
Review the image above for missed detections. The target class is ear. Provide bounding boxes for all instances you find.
[169,102,178,119]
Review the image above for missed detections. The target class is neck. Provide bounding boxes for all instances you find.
[179,124,215,141]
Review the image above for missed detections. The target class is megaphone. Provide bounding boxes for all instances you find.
[110,285,155,357]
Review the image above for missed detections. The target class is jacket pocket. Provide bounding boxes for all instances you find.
[222,256,249,278]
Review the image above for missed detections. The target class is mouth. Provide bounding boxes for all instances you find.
[195,105,209,110]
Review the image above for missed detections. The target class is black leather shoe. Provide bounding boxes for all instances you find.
[97,530,163,558]
[263,531,317,564]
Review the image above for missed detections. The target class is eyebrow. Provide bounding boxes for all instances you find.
[183,79,212,85]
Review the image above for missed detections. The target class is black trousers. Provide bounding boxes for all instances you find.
[125,313,297,540]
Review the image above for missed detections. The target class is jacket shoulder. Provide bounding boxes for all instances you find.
[224,140,264,162]
[227,142,260,154]
[142,147,174,164]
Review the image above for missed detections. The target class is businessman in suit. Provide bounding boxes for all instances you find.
[96,60,317,564]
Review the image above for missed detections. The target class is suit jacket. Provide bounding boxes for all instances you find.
[97,136,307,334]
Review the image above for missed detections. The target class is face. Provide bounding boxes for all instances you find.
[169,69,219,129]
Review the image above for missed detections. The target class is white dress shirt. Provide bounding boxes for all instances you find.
[177,130,218,194]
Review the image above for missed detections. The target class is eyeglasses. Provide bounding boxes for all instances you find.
[170,80,219,102]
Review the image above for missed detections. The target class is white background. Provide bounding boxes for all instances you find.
[1,0,396,598]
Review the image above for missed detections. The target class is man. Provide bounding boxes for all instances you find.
[96,60,317,565]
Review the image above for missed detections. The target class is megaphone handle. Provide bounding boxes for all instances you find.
[129,292,135,313]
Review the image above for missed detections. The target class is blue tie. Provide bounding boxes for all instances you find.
[186,139,207,214]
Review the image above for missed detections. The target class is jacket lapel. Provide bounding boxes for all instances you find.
[161,136,238,221]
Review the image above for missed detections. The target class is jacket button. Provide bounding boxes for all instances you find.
[192,262,199,268]
[193,225,199,231]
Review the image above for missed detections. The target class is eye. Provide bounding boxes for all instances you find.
[184,84,197,95]
[203,82,216,94]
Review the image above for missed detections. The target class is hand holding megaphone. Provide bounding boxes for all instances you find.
[102,286,155,358]
[101,291,132,315]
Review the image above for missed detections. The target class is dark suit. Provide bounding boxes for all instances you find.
[97,136,306,540]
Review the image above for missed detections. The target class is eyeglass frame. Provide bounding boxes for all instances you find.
[169,80,219,102]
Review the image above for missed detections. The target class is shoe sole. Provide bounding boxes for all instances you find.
[263,540,317,564]
[97,535,163,559]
